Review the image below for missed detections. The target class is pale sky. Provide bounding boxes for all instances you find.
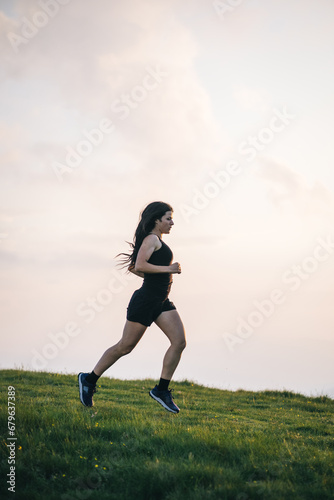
[1,0,334,398]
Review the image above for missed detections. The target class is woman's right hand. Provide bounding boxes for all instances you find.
[169,262,181,274]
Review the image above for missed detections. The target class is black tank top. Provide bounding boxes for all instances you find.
[142,237,173,297]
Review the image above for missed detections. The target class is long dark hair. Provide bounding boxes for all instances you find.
[117,201,173,271]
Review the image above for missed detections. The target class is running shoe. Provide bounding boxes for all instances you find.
[78,372,97,407]
[149,385,180,413]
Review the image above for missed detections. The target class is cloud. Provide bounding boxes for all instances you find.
[255,158,334,222]
[0,0,229,206]
[1,1,197,106]
[1,0,334,399]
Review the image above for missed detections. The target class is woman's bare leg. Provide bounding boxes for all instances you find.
[93,320,147,376]
[154,310,186,380]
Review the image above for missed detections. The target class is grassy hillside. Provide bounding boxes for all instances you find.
[0,370,333,500]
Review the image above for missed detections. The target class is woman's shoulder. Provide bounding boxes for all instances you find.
[143,233,162,249]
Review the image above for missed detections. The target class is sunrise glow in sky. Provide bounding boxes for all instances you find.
[1,0,334,397]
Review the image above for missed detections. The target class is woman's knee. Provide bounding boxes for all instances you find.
[117,341,136,356]
[173,335,186,352]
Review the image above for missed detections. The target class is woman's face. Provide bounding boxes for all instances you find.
[156,211,174,234]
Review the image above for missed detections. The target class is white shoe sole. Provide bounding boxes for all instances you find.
[149,390,179,413]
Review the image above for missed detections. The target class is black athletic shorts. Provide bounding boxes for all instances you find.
[126,287,176,327]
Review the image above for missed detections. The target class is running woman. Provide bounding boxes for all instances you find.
[78,201,186,413]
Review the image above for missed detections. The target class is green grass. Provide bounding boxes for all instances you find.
[0,370,333,500]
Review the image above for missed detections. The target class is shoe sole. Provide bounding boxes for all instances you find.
[78,373,93,407]
[149,390,179,413]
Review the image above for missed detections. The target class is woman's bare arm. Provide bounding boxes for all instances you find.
[129,265,144,278]
[134,234,181,274]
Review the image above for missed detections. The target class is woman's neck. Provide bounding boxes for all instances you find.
[150,230,162,239]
